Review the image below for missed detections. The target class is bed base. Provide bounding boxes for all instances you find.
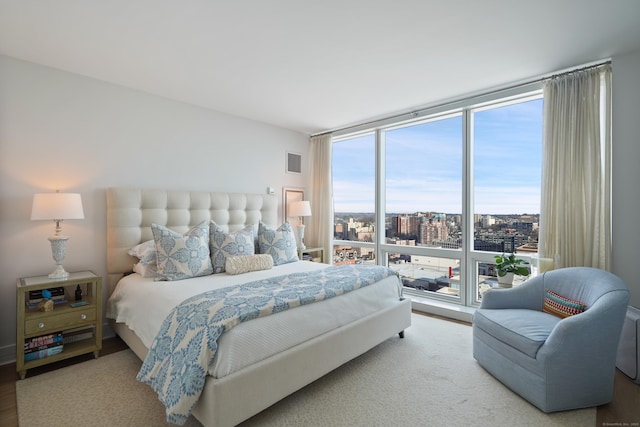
[112,297,411,427]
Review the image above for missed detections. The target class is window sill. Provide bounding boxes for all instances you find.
[409,295,475,324]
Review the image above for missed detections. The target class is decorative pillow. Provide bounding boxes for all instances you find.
[129,240,158,277]
[257,221,299,266]
[209,222,255,273]
[543,289,587,318]
[225,254,273,275]
[151,220,213,281]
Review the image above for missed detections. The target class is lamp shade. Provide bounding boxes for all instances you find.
[31,192,84,220]
[289,200,311,217]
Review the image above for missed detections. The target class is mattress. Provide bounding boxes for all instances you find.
[107,261,403,378]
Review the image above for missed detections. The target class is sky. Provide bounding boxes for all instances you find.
[332,97,543,215]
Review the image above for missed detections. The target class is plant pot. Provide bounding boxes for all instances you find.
[497,272,514,288]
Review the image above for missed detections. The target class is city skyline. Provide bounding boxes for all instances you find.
[333,97,543,215]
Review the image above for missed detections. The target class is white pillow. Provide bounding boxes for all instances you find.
[129,240,157,277]
[133,261,157,278]
[151,220,213,281]
[225,254,273,275]
[129,240,155,263]
[257,221,299,266]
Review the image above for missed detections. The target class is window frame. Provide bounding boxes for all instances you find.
[332,83,543,308]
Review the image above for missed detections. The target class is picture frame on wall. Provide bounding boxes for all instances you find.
[283,187,304,224]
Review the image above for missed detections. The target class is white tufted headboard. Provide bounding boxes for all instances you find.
[106,188,278,295]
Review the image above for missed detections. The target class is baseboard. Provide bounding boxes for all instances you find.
[0,342,14,366]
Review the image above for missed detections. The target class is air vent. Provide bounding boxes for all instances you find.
[287,152,302,174]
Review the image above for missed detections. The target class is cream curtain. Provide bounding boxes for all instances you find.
[306,133,333,262]
[539,65,611,270]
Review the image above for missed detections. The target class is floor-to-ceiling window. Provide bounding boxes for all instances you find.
[332,86,543,308]
[332,133,377,265]
[384,113,464,301]
[470,96,542,302]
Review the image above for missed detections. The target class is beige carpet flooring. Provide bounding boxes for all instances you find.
[16,314,595,427]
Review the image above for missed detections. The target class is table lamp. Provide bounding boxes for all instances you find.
[31,191,84,279]
[289,200,311,250]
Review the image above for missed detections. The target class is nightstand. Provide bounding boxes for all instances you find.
[298,247,324,263]
[16,270,102,379]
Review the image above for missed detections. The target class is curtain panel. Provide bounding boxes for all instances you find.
[307,134,333,262]
[539,65,611,270]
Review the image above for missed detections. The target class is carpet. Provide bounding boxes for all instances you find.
[16,314,595,427]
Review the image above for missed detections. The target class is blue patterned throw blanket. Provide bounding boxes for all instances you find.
[137,264,399,425]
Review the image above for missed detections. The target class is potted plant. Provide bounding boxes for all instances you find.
[493,253,530,288]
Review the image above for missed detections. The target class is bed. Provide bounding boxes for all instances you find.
[105,187,412,427]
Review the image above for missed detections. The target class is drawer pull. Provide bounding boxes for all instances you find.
[38,322,45,329]
[80,314,87,320]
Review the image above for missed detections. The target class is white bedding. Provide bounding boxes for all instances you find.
[107,261,403,378]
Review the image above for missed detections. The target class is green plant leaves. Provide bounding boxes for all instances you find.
[494,253,530,277]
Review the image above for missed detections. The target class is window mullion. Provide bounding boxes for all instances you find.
[462,108,473,306]
[375,128,386,265]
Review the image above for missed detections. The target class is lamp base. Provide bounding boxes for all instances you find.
[48,235,70,280]
[297,224,306,251]
[48,265,70,280]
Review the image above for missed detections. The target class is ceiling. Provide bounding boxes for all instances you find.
[1,1,640,135]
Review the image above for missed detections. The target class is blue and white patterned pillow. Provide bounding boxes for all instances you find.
[258,221,299,266]
[151,220,213,281]
[209,222,255,273]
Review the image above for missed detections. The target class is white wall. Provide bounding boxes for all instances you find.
[0,55,309,363]
[612,49,640,308]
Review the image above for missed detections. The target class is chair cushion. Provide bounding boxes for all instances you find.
[473,308,561,358]
[543,289,587,318]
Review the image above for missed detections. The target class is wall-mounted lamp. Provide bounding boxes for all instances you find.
[31,191,84,279]
[289,200,311,250]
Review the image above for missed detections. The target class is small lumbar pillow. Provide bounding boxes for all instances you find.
[151,220,213,281]
[209,222,255,273]
[543,289,587,318]
[225,254,273,275]
[258,221,299,266]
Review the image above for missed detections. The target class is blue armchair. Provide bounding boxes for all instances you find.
[473,267,629,412]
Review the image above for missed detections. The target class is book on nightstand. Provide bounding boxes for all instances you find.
[62,327,94,344]
[26,287,67,309]
[24,332,64,351]
[24,344,64,361]
[27,287,65,301]
[25,298,68,310]
[24,332,65,361]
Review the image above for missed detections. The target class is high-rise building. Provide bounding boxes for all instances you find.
[420,213,448,245]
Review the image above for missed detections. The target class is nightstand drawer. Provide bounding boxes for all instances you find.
[25,308,96,335]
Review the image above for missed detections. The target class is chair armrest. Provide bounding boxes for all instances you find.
[479,276,543,310]
[538,290,629,362]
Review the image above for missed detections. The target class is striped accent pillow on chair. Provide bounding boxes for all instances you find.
[543,289,587,318]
